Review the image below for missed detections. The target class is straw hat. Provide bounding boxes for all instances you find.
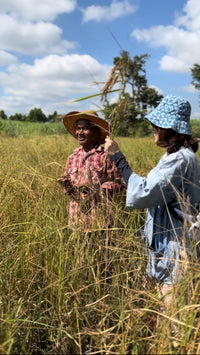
[63,110,110,144]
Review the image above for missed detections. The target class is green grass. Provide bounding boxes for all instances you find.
[0,118,66,137]
[0,131,200,354]
[1,117,200,138]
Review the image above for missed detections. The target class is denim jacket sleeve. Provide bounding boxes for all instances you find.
[126,149,199,209]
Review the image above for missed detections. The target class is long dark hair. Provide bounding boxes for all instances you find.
[165,129,199,154]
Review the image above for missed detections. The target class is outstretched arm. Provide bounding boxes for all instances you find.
[105,136,133,184]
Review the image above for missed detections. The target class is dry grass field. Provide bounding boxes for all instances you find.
[0,128,200,354]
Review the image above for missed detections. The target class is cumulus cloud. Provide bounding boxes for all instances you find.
[0,54,111,115]
[181,84,199,93]
[82,0,137,22]
[0,14,75,56]
[0,0,76,21]
[0,50,18,66]
[175,0,200,31]
[131,0,200,73]
[159,56,188,73]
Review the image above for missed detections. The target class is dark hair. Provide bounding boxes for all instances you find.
[165,129,199,154]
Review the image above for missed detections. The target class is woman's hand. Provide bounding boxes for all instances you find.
[105,136,120,157]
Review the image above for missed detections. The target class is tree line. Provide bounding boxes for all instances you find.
[1,51,200,136]
[0,108,60,123]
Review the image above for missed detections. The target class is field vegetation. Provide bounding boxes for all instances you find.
[0,120,200,354]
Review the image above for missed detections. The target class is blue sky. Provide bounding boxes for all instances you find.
[0,0,200,118]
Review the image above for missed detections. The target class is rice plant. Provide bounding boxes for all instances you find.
[0,134,200,354]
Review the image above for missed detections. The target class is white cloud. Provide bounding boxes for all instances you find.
[191,111,200,119]
[159,56,188,73]
[131,0,200,73]
[82,0,137,22]
[0,50,18,66]
[180,84,199,93]
[0,14,75,55]
[0,0,76,21]
[0,54,111,115]
[175,0,200,31]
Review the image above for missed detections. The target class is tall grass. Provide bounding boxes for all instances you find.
[0,134,200,354]
[0,119,66,137]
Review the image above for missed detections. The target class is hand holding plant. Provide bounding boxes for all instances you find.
[105,136,120,157]
[57,174,74,194]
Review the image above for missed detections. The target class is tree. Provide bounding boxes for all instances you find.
[191,62,200,107]
[48,111,58,122]
[0,110,7,120]
[27,107,47,122]
[9,113,26,121]
[191,64,200,90]
[191,63,200,108]
[101,51,163,136]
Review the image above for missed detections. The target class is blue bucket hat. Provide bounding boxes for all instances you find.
[145,95,191,135]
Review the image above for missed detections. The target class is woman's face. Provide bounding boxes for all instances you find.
[151,124,168,147]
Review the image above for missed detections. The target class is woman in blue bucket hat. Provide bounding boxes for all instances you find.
[105,95,200,328]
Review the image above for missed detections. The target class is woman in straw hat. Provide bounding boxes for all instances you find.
[105,95,200,328]
[59,110,124,232]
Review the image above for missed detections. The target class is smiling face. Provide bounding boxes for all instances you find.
[75,119,100,151]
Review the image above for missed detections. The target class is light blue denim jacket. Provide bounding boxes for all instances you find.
[127,148,200,284]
